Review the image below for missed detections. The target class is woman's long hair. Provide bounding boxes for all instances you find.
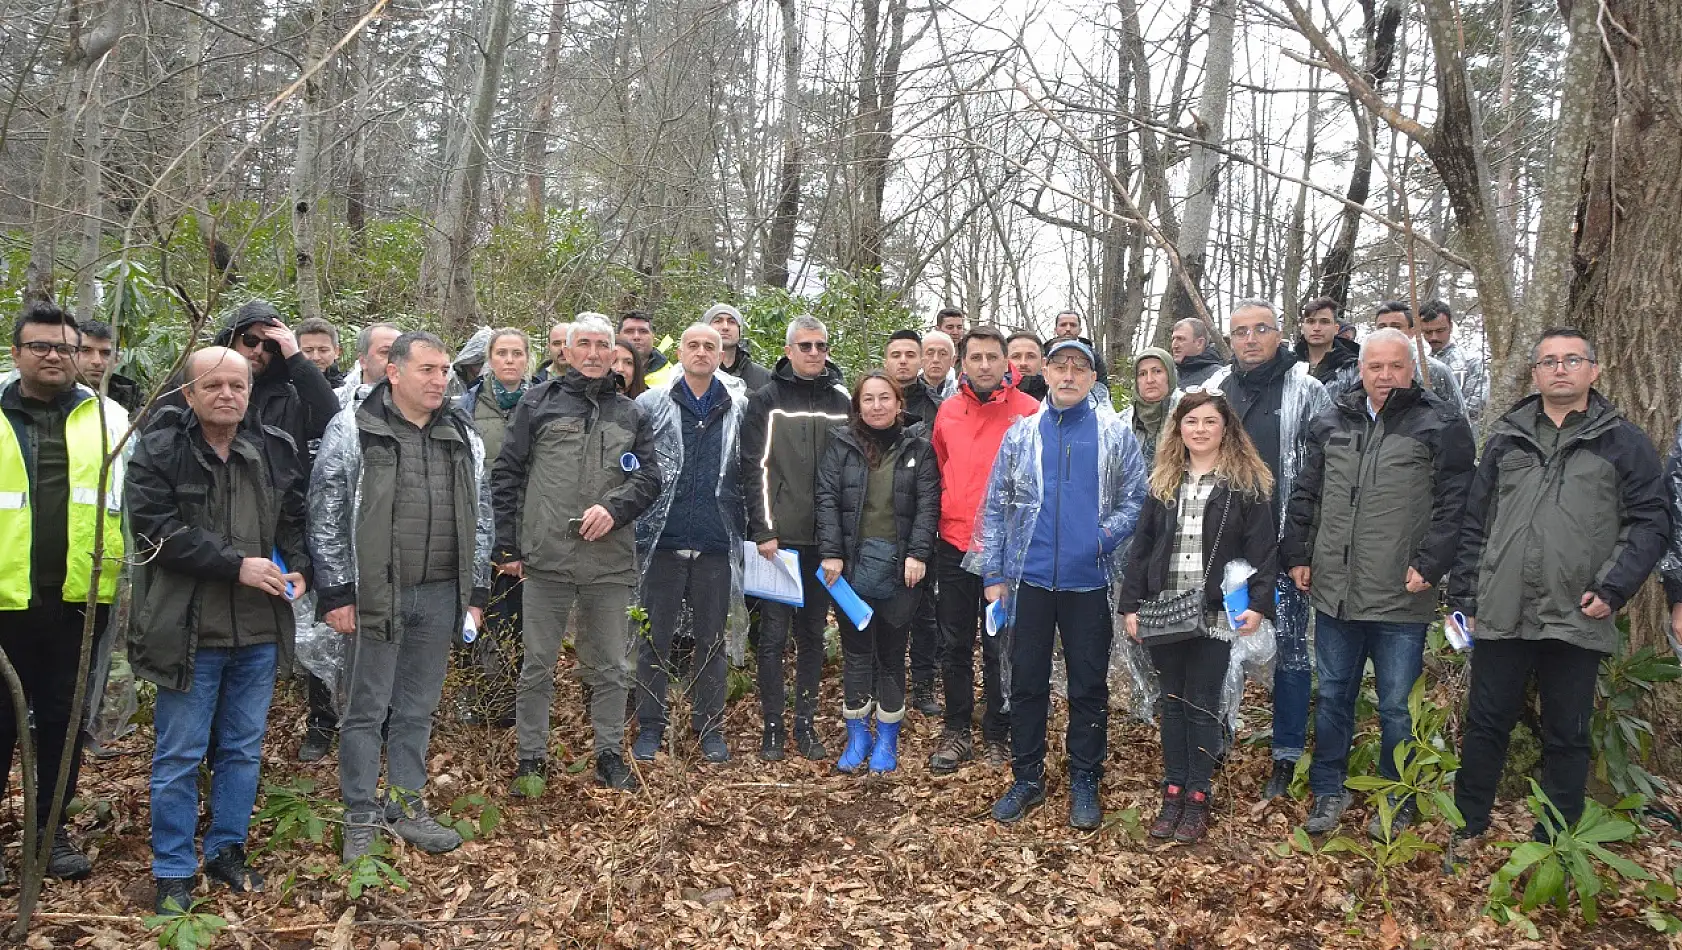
[1148,389,1274,504]
[613,338,648,398]
[849,370,904,468]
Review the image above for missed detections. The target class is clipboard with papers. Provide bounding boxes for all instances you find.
[742,543,804,607]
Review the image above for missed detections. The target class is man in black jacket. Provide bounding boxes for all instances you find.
[207,301,340,463]
[295,318,347,388]
[75,319,145,411]
[1171,317,1226,388]
[1451,328,1669,841]
[740,315,850,762]
[1283,330,1476,838]
[885,329,940,426]
[493,315,662,793]
[1007,330,1048,402]
[128,347,309,914]
[1292,297,1358,394]
[707,304,774,393]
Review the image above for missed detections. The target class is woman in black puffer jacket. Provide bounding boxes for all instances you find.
[815,372,940,775]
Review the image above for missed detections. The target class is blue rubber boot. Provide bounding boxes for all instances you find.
[868,709,903,774]
[836,710,874,773]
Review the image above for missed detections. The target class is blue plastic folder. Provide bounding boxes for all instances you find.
[816,569,874,630]
[270,548,296,600]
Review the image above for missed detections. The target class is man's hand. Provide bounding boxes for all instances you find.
[1580,591,1612,620]
[757,539,779,560]
[494,559,524,579]
[258,321,300,359]
[904,557,926,588]
[1289,566,1312,592]
[1404,567,1432,594]
[280,572,307,601]
[820,558,843,586]
[1671,604,1682,643]
[578,504,615,542]
[325,605,357,636]
[468,606,484,630]
[1123,612,1139,641]
[238,557,287,596]
[984,583,1006,604]
[1234,609,1263,637]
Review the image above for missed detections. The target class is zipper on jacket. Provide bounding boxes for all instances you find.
[1052,414,1065,588]
[1342,413,1383,618]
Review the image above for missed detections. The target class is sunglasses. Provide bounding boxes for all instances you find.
[239,332,265,348]
[1181,385,1228,400]
[793,340,830,353]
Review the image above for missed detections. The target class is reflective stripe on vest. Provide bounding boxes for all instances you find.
[0,397,125,611]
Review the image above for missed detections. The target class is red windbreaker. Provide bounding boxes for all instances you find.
[930,376,1040,553]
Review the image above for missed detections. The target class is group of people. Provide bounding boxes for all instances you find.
[0,290,1676,916]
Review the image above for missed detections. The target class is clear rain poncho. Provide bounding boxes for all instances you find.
[963,401,1147,714]
[1655,419,1682,660]
[633,372,752,664]
[447,326,495,400]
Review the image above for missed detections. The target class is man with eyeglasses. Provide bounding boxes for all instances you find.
[1451,327,1668,845]
[1206,299,1332,800]
[0,301,130,880]
[739,316,850,762]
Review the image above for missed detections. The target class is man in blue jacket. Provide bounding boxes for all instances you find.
[974,339,1146,829]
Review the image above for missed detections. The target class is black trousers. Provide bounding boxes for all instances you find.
[637,551,730,737]
[1149,635,1231,794]
[1455,636,1603,833]
[0,594,108,830]
[907,580,940,688]
[1008,583,1113,784]
[756,544,831,730]
[839,591,911,715]
[937,540,1008,742]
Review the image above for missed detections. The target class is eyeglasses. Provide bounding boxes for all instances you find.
[794,340,830,353]
[1046,357,1092,370]
[239,333,265,348]
[1533,355,1595,372]
[1229,325,1278,340]
[19,341,77,358]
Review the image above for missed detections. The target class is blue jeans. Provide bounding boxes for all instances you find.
[1271,574,1313,761]
[150,644,278,879]
[1308,613,1426,797]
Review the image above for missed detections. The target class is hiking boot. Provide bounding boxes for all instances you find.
[700,732,731,764]
[759,720,787,762]
[1305,792,1350,835]
[1368,796,1418,842]
[1263,758,1295,800]
[204,843,263,892]
[1068,770,1102,830]
[794,727,828,762]
[1149,785,1186,839]
[632,728,662,763]
[341,811,385,864]
[991,780,1047,824]
[297,727,333,764]
[836,717,873,773]
[1174,790,1212,843]
[153,876,195,916]
[983,738,1010,769]
[595,751,640,791]
[388,809,463,854]
[910,681,942,717]
[511,757,548,798]
[927,730,973,774]
[45,826,92,880]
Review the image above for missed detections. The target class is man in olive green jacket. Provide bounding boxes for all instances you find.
[1450,328,1669,840]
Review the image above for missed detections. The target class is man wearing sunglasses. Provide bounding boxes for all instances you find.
[0,301,130,880]
[739,316,850,762]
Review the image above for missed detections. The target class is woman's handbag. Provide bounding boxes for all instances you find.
[1136,492,1230,643]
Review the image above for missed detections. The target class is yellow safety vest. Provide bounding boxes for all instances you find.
[0,395,126,610]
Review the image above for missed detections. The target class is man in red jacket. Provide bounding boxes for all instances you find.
[927,326,1041,773]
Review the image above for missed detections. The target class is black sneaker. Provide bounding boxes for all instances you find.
[794,728,828,761]
[511,757,548,798]
[204,843,263,892]
[1304,792,1350,835]
[595,751,640,791]
[991,780,1047,824]
[910,681,943,717]
[759,721,787,762]
[1068,770,1103,830]
[45,827,92,880]
[1368,796,1419,842]
[927,730,973,775]
[1263,758,1295,800]
[297,727,333,763]
[153,876,195,916]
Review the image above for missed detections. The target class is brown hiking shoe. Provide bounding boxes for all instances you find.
[1174,790,1211,843]
[927,730,973,774]
[983,738,1010,769]
[1149,785,1185,840]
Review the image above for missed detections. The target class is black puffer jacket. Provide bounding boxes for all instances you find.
[1282,384,1476,623]
[1176,345,1226,388]
[721,341,775,393]
[814,426,940,574]
[739,357,850,546]
[1115,480,1278,620]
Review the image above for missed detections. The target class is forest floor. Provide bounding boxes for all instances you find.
[7,649,1682,950]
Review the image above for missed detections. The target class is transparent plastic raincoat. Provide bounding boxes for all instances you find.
[963,402,1147,712]
[1655,419,1682,660]
[633,373,752,663]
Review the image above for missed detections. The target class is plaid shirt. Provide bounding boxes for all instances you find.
[1168,470,1233,638]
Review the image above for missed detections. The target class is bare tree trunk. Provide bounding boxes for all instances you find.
[851,0,907,282]
[523,0,568,222]
[1156,0,1234,328]
[1282,71,1319,318]
[74,63,107,317]
[420,0,517,333]
[176,0,236,284]
[760,0,803,290]
[291,0,335,324]
[344,6,380,257]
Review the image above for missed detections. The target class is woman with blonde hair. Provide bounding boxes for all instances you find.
[1116,389,1279,843]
